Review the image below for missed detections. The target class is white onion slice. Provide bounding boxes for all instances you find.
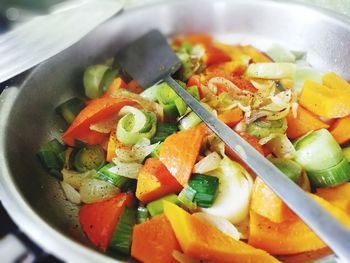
[80,178,119,204]
[61,181,81,204]
[109,159,143,179]
[62,169,96,190]
[193,152,221,174]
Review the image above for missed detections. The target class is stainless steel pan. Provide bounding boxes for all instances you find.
[1,0,350,262]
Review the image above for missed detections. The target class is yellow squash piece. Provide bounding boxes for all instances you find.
[322,72,350,91]
[299,80,350,118]
[163,201,280,263]
[249,194,350,255]
[316,183,350,216]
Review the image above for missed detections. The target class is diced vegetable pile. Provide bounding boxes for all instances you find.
[37,34,350,262]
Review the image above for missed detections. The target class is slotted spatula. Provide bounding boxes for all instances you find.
[116,29,350,261]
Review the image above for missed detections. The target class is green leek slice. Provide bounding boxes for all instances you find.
[247,119,287,139]
[117,106,157,145]
[137,206,149,224]
[97,163,129,188]
[178,185,197,209]
[342,147,350,162]
[146,194,180,217]
[83,64,109,99]
[294,129,343,171]
[307,158,350,187]
[55,97,85,124]
[270,158,302,184]
[109,207,136,254]
[188,173,219,208]
[265,44,296,63]
[73,145,105,172]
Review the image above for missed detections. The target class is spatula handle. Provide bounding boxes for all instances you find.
[165,75,350,262]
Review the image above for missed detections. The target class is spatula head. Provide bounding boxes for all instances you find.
[116,29,182,88]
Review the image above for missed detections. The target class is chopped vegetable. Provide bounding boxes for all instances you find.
[62,169,96,190]
[97,163,129,188]
[83,64,110,99]
[316,183,350,216]
[293,66,321,95]
[147,194,180,217]
[192,212,241,240]
[218,107,243,127]
[294,129,350,187]
[163,201,279,263]
[247,119,287,139]
[178,185,197,210]
[106,131,129,162]
[245,63,295,79]
[56,97,85,124]
[299,80,350,118]
[109,206,136,254]
[249,194,350,255]
[136,158,182,203]
[73,144,105,172]
[330,115,350,145]
[156,83,180,116]
[79,178,120,204]
[117,106,157,145]
[178,111,202,130]
[79,192,133,251]
[286,106,329,139]
[251,177,296,223]
[203,157,253,224]
[151,123,179,144]
[140,83,161,101]
[343,147,350,162]
[188,173,219,208]
[60,181,81,204]
[265,44,296,63]
[131,214,180,263]
[193,152,221,174]
[37,139,65,179]
[265,134,295,159]
[160,125,206,186]
[203,45,231,66]
[322,72,350,91]
[137,206,149,224]
[270,158,303,184]
[63,97,135,146]
[102,77,127,98]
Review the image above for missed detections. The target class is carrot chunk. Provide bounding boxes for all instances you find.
[160,125,205,186]
[131,214,180,263]
[330,115,350,145]
[136,158,182,203]
[286,106,329,139]
[218,107,244,127]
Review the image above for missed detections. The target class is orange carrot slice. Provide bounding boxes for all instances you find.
[160,125,206,186]
[136,158,182,203]
[131,214,180,263]
[330,115,350,145]
[286,106,329,139]
[316,183,350,216]
[218,107,244,127]
[251,177,296,223]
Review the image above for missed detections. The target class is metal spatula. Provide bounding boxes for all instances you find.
[116,29,350,261]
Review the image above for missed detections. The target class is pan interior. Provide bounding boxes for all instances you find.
[2,0,350,261]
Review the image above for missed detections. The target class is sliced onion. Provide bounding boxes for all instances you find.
[80,178,120,204]
[110,89,164,121]
[89,113,119,133]
[62,169,97,190]
[193,152,221,174]
[266,134,296,159]
[234,216,250,240]
[109,159,143,179]
[115,139,159,163]
[193,212,241,240]
[60,181,81,204]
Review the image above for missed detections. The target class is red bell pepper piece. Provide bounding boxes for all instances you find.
[63,97,135,146]
[79,192,133,251]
